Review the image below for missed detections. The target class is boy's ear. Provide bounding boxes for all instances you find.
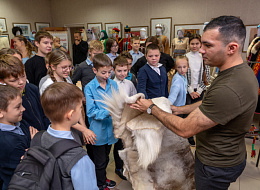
[0,79,5,84]
[93,67,97,74]
[0,110,4,119]
[130,42,132,47]
[112,68,115,72]
[35,41,39,48]
[66,110,74,120]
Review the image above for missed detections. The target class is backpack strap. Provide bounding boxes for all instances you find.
[30,130,45,147]
[48,139,82,158]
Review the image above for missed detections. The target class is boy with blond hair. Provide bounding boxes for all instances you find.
[72,40,104,92]
[84,53,118,190]
[129,36,144,66]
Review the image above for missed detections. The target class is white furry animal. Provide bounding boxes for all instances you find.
[101,87,195,190]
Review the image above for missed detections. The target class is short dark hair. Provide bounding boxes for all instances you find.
[113,56,128,69]
[74,31,81,36]
[35,31,53,43]
[93,53,112,70]
[106,38,117,53]
[0,85,21,111]
[120,51,133,60]
[41,82,84,123]
[0,54,25,79]
[145,44,160,55]
[189,34,201,44]
[204,16,246,50]
[145,36,158,46]
[0,48,22,58]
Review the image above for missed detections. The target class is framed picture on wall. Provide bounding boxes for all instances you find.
[130,26,149,37]
[243,25,259,53]
[150,17,172,46]
[105,22,122,38]
[0,17,7,33]
[13,23,31,37]
[87,22,102,40]
[35,22,50,32]
[174,24,204,39]
[1,34,10,45]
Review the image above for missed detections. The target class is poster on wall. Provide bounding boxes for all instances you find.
[13,23,31,37]
[130,26,149,37]
[48,31,68,50]
[105,22,122,38]
[0,17,7,33]
[174,24,204,39]
[87,22,102,40]
[150,17,172,47]
[35,22,50,31]
[243,25,258,53]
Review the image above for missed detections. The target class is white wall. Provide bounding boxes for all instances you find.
[0,0,52,38]
[50,0,260,60]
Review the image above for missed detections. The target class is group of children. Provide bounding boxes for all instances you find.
[0,29,210,190]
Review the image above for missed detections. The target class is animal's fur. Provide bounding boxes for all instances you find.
[101,87,195,190]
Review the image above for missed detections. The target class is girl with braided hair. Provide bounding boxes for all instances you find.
[39,49,74,95]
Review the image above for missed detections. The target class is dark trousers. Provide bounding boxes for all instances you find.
[92,144,112,187]
[195,153,246,190]
[113,139,124,169]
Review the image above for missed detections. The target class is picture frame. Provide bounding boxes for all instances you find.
[13,23,31,36]
[0,34,10,45]
[174,23,204,39]
[35,22,50,32]
[150,17,172,47]
[243,24,258,53]
[130,26,149,37]
[105,22,122,38]
[0,17,7,33]
[87,22,102,40]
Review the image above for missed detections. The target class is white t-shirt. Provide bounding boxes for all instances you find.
[40,77,72,95]
[186,51,203,89]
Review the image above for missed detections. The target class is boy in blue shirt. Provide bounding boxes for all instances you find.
[0,85,37,190]
[84,53,118,190]
[168,56,189,106]
[41,82,98,190]
[129,36,144,66]
[137,44,168,99]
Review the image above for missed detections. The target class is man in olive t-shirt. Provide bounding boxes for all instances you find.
[130,16,259,190]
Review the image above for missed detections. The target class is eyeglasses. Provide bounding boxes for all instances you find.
[112,45,118,48]
[58,65,74,71]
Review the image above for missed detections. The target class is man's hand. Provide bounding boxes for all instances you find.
[171,105,182,115]
[190,92,200,99]
[130,98,153,112]
[82,128,97,145]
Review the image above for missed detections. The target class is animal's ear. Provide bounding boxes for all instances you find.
[126,113,165,169]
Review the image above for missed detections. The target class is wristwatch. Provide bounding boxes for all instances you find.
[147,104,156,115]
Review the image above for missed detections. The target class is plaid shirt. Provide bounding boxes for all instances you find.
[187,63,210,95]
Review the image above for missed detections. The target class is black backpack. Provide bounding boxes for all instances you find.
[8,130,82,190]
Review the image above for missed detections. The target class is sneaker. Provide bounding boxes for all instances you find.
[106,179,116,189]
[98,185,109,190]
[115,168,127,180]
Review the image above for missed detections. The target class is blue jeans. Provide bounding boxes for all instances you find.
[195,153,246,190]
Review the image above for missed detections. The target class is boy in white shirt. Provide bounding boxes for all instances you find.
[112,56,136,180]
